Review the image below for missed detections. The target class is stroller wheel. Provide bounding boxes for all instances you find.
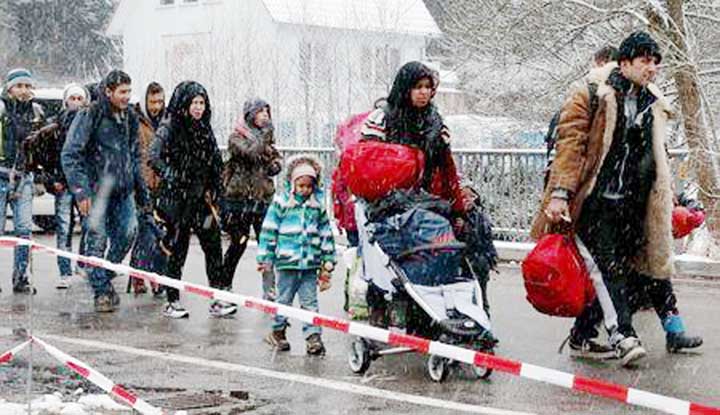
[471,349,494,380]
[427,355,449,383]
[349,338,371,374]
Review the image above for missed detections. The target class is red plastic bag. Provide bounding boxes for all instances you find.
[334,112,370,153]
[341,140,425,201]
[672,206,705,239]
[522,234,596,317]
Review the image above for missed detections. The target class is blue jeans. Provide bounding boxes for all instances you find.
[55,190,74,277]
[0,173,33,286]
[272,269,321,337]
[85,192,137,297]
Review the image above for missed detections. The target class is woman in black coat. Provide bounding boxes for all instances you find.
[150,81,235,319]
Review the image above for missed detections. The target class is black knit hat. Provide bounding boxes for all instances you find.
[618,31,662,64]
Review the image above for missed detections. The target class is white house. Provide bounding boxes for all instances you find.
[107,0,441,146]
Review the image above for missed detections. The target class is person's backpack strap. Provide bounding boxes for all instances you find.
[544,111,561,159]
[587,82,599,126]
[546,82,600,159]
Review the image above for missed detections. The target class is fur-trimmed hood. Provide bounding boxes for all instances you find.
[280,154,325,208]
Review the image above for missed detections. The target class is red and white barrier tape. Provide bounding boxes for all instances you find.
[0,339,32,364]
[2,236,719,415]
[31,336,163,415]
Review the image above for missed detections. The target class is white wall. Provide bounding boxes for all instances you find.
[116,0,429,146]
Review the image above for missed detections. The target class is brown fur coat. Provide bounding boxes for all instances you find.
[530,63,675,278]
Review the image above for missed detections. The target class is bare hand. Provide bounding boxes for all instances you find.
[78,199,92,216]
[318,272,332,292]
[257,263,272,273]
[545,198,570,224]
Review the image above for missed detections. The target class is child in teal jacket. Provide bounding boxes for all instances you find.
[258,154,336,355]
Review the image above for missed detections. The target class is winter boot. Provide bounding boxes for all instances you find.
[663,314,703,353]
[94,295,115,313]
[266,329,290,351]
[306,333,325,356]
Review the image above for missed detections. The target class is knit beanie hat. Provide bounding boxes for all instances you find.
[5,68,35,91]
[62,83,88,108]
[618,31,662,64]
[291,162,317,187]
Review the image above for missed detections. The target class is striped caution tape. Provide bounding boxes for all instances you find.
[31,336,163,415]
[0,339,32,364]
[2,236,719,415]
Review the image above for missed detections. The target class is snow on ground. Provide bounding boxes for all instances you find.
[0,393,134,415]
[0,393,190,415]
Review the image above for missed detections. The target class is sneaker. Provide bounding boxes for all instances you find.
[666,332,703,353]
[209,300,238,318]
[163,302,189,319]
[13,283,37,295]
[94,295,115,313]
[569,338,616,360]
[305,333,325,356]
[265,329,290,351]
[615,336,647,367]
[56,276,71,289]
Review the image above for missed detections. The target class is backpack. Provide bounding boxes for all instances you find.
[543,82,600,186]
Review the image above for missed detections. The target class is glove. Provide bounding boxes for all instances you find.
[318,271,332,292]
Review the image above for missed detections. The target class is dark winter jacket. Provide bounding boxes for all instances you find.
[61,87,149,209]
[457,198,498,281]
[150,81,223,221]
[361,62,463,214]
[0,96,45,178]
[222,98,282,203]
[25,109,79,192]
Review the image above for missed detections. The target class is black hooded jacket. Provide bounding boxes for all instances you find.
[150,81,223,218]
[380,61,448,188]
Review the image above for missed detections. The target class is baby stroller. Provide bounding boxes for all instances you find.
[348,202,497,382]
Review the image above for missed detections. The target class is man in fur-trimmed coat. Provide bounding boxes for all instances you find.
[531,32,701,367]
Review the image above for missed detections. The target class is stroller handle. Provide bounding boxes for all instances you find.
[396,242,466,260]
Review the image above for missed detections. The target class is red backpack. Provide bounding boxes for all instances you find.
[522,234,596,317]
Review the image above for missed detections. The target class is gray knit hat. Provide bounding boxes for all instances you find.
[5,68,35,90]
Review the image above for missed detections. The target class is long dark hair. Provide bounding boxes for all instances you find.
[384,61,446,186]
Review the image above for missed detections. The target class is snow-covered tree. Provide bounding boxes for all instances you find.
[427,0,720,254]
[0,0,120,81]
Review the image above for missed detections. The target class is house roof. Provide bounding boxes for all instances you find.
[107,0,137,36]
[260,0,441,36]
